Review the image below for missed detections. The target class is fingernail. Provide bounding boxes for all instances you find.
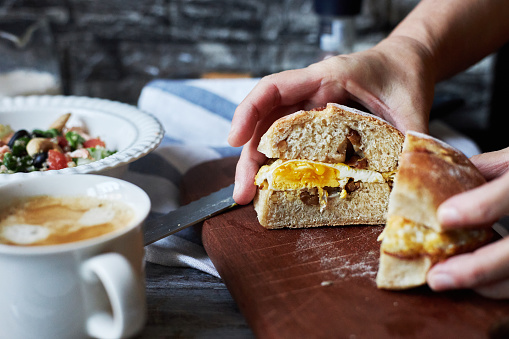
[438,206,461,224]
[428,272,456,291]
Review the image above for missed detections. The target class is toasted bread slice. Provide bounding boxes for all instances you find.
[376,131,492,290]
[387,131,486,232]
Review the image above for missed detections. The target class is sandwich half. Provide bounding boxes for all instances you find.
[376,131,493,290]
[253,103,405,229]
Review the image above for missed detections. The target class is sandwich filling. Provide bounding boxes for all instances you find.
[255,159,395,211]
[380,215,492,260]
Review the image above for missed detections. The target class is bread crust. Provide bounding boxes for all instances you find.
[377,131,491,290]
[388,131,486,232]
[257,103,404,173]
[253,104,404,229]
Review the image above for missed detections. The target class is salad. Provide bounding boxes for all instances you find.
[0,113,116,173]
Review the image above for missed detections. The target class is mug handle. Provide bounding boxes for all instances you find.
[80,253,146,339]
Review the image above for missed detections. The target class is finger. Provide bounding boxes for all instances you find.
[475,279,509,299]
[232,104,304,204]
[427,237,509,292]
[380,105,428,135]
[228,69,324,147]
[437,171,509,228]
[233,142,265,205]
[469,146,509,180]
[232,114,273,204]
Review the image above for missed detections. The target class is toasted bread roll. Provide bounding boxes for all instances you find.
[254,103,404,229]
[376,131,492,290]
[387,132,486,232]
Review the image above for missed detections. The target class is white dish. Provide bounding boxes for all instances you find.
[0,95,164,184]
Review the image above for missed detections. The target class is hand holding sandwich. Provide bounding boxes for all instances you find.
[228,38,433,205]
[228,0,509,297]
[428,147,509,299]
[228,0,509,205]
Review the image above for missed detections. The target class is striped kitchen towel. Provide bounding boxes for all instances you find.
[128,77,481,277]
[128,78,258,277]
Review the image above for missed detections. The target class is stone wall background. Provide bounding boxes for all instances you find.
[0,0,499,150]
[0,0,426,103]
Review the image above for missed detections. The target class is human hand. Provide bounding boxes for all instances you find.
[228,36,436,204]
[428,147,509,298]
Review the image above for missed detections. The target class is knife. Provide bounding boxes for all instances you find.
[142,183,237,246]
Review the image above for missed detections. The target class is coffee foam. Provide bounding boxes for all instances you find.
[0,196,135,246]
[2,224,51,245]
[79,207,116,227]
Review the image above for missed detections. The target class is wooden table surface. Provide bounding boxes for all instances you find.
[137,263,254,338]
[134,156,254,338]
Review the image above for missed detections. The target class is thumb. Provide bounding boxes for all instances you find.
[437,172,509,229]
[469,147,509,180]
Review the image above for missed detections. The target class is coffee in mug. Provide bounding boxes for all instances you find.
[0,174,150,339]
[0,195,135,246]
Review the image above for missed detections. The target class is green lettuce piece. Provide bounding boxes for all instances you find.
[87,147,117,161]
[65,131,85,150]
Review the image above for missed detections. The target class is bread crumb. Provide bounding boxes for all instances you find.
[321,281,334,286]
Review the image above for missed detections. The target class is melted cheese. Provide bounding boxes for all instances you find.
[381,215,490,258]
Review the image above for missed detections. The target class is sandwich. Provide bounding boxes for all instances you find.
[376,131,493,290]
[253,103,405,229]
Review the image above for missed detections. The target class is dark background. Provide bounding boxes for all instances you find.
[0,0,505,152]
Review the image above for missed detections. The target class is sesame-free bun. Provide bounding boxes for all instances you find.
[376,131,491,290]
[257,103,404,173]
[254,104,404,229]
[254,182,390,229]
[387,131,486,232]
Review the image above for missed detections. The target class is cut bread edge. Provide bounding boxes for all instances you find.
[257,103,404,173]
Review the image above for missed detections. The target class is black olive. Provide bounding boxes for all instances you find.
[33,152,48,168]
[7,130,30,149]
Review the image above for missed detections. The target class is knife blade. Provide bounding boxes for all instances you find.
[142,183,237,246]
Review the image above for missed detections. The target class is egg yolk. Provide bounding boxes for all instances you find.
[271,161,342,190]
[255,159,384,192]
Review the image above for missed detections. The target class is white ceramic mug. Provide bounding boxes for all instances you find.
[0,174,150,339]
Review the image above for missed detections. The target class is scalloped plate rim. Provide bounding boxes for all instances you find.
[0,95,164,184]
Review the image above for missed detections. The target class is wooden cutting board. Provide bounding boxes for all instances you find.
[181,157,509,339]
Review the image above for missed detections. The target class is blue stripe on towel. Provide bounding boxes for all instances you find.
[128,152,182,186]
[148,80,237,120]
[159,121,242,157]
[211,146,242,157]
[160,135,183,146]
[161,134,241,157]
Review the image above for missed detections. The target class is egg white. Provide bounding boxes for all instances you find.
[255,159,385,191]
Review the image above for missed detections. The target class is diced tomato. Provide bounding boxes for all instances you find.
[83,138,106,148]
[47,149,68,170]
[0,145,9,161]
[57,135,69,149]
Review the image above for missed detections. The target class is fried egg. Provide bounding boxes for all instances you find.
[255,159,385,190]
[255,159,390,210]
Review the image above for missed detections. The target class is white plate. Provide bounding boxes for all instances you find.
[0,95,164,184]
